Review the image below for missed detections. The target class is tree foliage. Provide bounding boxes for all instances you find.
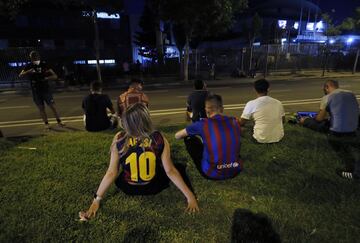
[322,13,341,36]
[133,5,158,60]
[159,0,247,41]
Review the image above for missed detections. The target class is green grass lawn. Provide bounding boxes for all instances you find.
[0,125,359,242]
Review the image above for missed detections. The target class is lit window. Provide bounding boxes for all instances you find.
[293,22,299,30]
[306,23,314,31]
[278,20,287,29]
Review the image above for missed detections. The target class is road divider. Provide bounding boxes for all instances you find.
[1,96,359,128]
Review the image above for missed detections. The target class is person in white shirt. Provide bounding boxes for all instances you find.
[240,79,285,143]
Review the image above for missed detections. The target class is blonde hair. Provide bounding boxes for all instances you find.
[115,103,154,154]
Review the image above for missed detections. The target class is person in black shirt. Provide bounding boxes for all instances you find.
[82,82,116,132]
[19,51,64,130]
[186,79,211,122]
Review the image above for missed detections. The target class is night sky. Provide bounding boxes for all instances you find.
[312,0,359,23]
[125,0,359,23]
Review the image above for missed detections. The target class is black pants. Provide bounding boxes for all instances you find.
[328,132,360,177]
[115,163,194,195]
[303,118,330,133]
[184,136,216,180]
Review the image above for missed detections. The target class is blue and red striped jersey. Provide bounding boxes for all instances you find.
[186,114,242,180]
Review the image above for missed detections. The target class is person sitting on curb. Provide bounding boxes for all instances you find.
[175,94,243,180]
[117,78,149,117]
[240,79,285,144]
[79,103,199,221]
[82,81,117,132]
[299,80,359,181]
[186,79,211,122]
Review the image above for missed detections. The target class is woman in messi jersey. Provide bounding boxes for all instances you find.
[79,103,199,220]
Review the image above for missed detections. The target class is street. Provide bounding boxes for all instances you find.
[1,76,360,137]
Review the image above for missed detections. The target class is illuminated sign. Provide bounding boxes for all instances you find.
[278,20,287,29]
[82,11,120,19]
[87,59,116,65]
[8,62,27,67]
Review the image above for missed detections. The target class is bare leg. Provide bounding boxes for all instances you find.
[48,104,61,121]
[38,105,48,124]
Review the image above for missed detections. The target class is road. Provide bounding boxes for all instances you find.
[1,77,360,137]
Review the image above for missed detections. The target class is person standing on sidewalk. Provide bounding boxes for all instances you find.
[19,51,64,130]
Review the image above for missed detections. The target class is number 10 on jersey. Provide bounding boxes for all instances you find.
[125,151,156,182]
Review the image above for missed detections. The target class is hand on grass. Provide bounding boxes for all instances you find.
[299,117,307,125]
[79,200,100,221]
[185,196,199,213]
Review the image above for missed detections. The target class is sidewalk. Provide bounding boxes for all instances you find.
[1,70,359,95]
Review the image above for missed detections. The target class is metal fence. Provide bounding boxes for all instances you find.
[188,43,360,78]
[1,43,359,89]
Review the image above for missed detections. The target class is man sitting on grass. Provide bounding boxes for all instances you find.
[175,94,243,180]
[82,82,117,132]
[299,80,359,181]
[117,78,149,117]
[240,79,285,143]
[186,79,211,122]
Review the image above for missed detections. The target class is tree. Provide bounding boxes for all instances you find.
[339,17,355,33]
[322,13,341,37]
[134,5,158,61]
[244,13,263,72]
[354,7,360,32]
[158,0,248,81]
[172,24,186,78]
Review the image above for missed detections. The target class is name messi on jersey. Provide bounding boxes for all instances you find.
[128,137,152,147]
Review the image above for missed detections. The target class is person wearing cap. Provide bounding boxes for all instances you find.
[117,78,149,117]
[19,51,64,130]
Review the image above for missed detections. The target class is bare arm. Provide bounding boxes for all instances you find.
[239,118,249,126]
[315,109,327,122]
[175,128,188,140]
[44,69,58,81]
[19,68,34,78]
[79,133,120,220]
[142,93,150,107]
[161,137,199,212]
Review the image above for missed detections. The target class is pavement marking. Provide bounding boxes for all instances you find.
[1,96,360,128]
[211,86,231,89]
[55,95,85,99]
[0,105,31,110]
[271,89,293,93]
[146,90,169,93]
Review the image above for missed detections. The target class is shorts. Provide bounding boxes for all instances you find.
[115,168,170,195]
[32,90,55,106]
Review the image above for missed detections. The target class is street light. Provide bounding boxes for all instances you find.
[347,37,354,44]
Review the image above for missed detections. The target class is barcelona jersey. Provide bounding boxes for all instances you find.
[116,131,164,184]
[186,114,242,180]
